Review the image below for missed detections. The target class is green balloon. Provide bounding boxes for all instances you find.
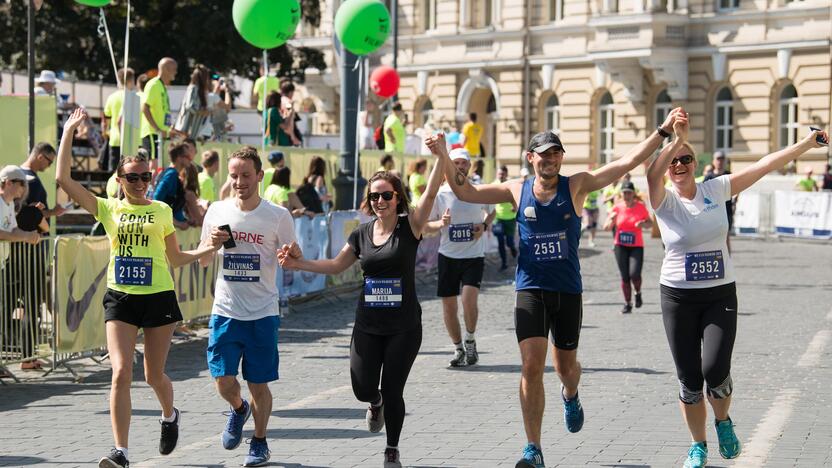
[233,0,301,50]
[75,0,111,6]
[334,0,390,56]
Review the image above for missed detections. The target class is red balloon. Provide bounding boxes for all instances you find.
[370,65,400,98]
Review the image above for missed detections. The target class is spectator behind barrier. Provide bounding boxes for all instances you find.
[180,163,206,226]
[263,166,313,218]
[153,143,193,229]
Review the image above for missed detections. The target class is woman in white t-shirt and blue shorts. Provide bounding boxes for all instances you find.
[646,116,828,468]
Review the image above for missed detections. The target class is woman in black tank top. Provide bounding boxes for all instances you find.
[279,135,448,467]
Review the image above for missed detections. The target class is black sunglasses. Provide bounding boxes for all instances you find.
[120,172,153,183]
[670,155,694,166]
[368,191,395,202]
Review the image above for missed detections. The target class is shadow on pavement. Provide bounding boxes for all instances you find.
[264,428,380,439]
[273,407,364,419]
[0,382,108,413]
[0,456,47,466]
[584,367,668,375]
[448,364,556,373]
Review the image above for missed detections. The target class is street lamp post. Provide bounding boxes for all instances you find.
[332,42,366,210]
[27,0,35,152]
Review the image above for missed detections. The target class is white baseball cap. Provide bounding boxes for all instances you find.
[0,165,27,183]
[36,70,59,84]
[449,148,470,161]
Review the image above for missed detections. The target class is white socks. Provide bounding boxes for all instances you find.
[116,447,129,459]
[464,330,476,343]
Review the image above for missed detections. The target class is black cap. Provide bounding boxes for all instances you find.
[527,131,565,154]
[268,151,284,163]
[620,181,636,192]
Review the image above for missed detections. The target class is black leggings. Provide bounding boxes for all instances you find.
[350,326,422,447]
[614,245,643,303]
[661,283,737,404]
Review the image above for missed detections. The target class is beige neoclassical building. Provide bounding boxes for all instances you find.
[294,0,831,173]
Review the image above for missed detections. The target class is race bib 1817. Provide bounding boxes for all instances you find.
[618,231,636,246]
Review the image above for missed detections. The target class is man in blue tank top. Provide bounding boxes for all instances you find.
[427,107,687,468]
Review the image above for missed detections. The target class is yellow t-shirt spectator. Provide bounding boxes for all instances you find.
[462,121,483,157]
[253,75,280,112]
[408,173,427,202]
[383,113,405,153]
[198,172,216,202]
[140,77,171,138]
[104,89,125,147]
[264,184,292,205]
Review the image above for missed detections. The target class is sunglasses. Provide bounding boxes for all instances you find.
[669,155,694,166]
[41,154,55,165]
[368,191,395,202]
[120,172,153,183]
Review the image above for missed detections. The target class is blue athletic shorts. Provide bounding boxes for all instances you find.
[207,314,280,384]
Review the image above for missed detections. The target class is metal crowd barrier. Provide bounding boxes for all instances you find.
[0,237,53,382]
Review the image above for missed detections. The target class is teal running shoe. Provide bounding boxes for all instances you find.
[562,386,584,433]
[683,442,708,468]
[715,417,742,459]
[515,443,545,468]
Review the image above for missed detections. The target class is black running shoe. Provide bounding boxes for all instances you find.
[621,304,633,314]
[159,407,180,455]
[635,293,643,308]
[99,448,129,468]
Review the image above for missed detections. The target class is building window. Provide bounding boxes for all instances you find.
[714,87,733,153]
[599,92,615,164]
[717,0,739,9]
[423,0,436,30]
[544,94,560,135]
[418,99,434,127]
[471,0,493,28]
[547,0,563,21]
[779,85,799,149]
[655,89,673,147]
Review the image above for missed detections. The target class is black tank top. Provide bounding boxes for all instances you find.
[348,215,422,335]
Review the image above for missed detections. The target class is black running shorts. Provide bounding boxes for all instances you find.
[436,254,485,297]
[103,289,183,328]
[514,289,583,349]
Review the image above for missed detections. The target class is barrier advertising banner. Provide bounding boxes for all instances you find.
[733,191,761,235]
[327,210,363,287]
[774,190,832,239]
[281,214,328,297]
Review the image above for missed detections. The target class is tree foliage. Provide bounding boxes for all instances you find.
[0,0,325,84]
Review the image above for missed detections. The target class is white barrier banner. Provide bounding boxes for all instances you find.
[774,190,832,239]
[734,191,760,235]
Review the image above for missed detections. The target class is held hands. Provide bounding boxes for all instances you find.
[209,226,230,250]
[672,110,689,142]
[425,133,448,158]
[804,128,830,149]
[64,107,87,133]
[277,242,303,269]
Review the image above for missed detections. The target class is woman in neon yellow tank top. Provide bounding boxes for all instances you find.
[57,108,227,468]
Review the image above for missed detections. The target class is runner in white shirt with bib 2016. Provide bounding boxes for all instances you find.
[199,146,298,468]
[425,148,495,367]
[646,118,829,468]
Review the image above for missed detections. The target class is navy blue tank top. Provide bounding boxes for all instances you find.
[515,176,583,294]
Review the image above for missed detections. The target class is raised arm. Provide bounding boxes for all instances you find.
[409,148,446,236]
[425,134,515,205]
[278,242,357,275]
[645,117,690,210]
[573,108,685,195]
[729,129,828,196]
[55,108,100,216]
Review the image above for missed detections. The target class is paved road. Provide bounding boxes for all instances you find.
[1,233,831,468]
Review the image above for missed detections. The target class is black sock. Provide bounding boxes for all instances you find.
[234,402,247,414]
[251,436,266,443]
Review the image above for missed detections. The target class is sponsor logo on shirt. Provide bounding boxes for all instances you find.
[524,206,537,221]
[702,196,720,213]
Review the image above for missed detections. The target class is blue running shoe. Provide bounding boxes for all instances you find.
[243,438,270,467]
[515,443,544,468]
[221,399,251,450]
[562,386,584,433]
[715,417,742,459]
[683,442,708,468]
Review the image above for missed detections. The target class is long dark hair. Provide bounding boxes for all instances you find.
[272,166,291,189]
[361,171,411,217]
[189,64,210,108]
[307,156,326,179]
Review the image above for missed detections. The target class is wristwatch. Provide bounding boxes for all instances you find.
[657,126,671,138]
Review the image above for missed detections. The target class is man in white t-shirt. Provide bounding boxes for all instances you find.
[425,148,495,367]
[199,147,298,468]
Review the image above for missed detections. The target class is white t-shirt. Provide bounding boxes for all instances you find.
[430,184,494,259]
[1,198,18,263]
[201,198,297,321]
[655,176,735,289]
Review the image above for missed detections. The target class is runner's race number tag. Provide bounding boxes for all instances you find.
[685,250,725,281]
[364,278,402,308]
[530,230,567,261]
[115,256,152,286]
[223,253,261,282]
[618,231,636,246]
[449,223,474,242]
